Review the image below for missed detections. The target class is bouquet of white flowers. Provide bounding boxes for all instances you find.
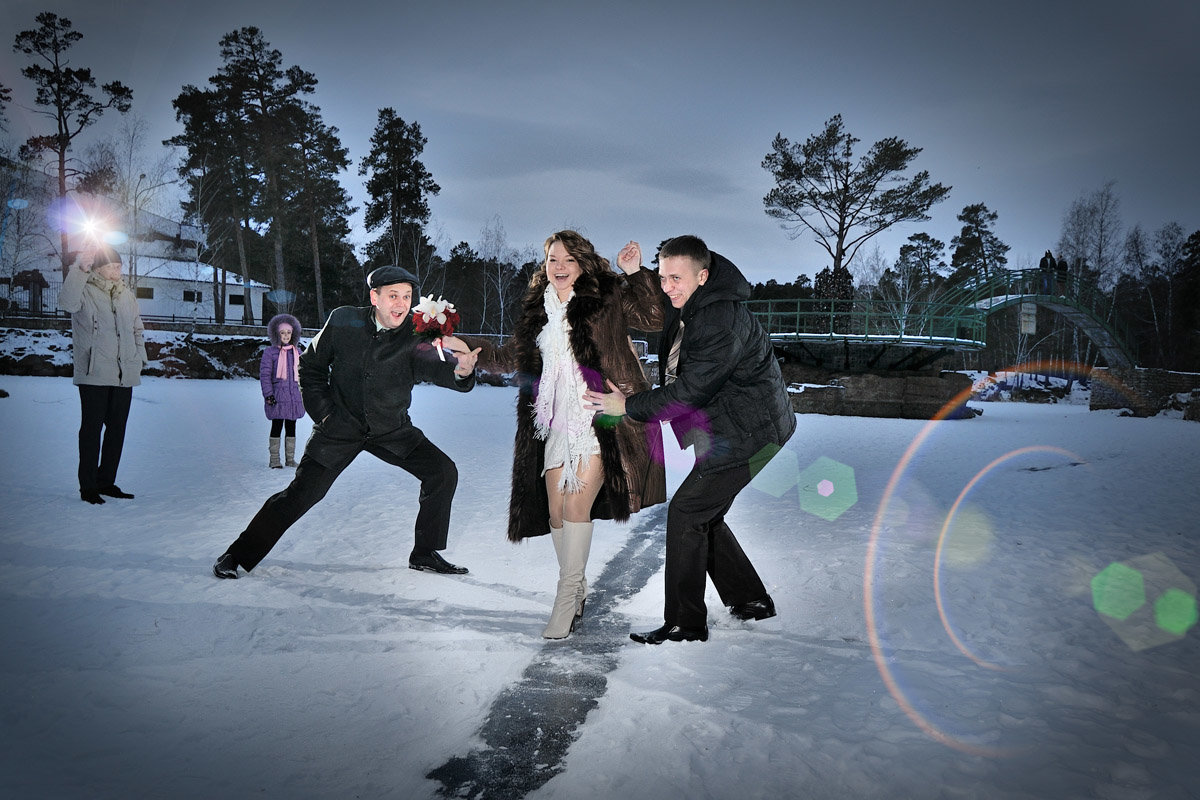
[412,295,461,360]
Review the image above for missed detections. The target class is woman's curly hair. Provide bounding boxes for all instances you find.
[526,230,611,295]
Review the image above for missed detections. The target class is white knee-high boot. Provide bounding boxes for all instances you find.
[542,520,594,639]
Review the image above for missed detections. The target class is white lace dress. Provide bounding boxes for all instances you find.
[533,286,600,493]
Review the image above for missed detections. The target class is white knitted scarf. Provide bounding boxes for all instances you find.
[533,286,594,494]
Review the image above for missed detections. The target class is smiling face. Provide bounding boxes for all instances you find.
[659,255,708,309]
[370,282,413,329]
[545,240,583,300]
[278,324,293,344]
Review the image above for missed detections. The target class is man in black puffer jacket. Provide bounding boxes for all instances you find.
[213,266,480,580]
[585,235,796,644]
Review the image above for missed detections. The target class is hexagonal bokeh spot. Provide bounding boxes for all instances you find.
[1091,562,1146,621]
[797,455,857,521]
[1093,552,1198,652]
[748,444,799,498]
[1155,588,1199,636]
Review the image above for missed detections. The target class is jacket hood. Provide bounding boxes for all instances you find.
[681,250,750,319]
[268,313,304,347]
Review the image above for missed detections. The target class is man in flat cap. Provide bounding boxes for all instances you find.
[213,265,480,579]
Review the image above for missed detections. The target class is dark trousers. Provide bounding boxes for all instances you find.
[225,436,459,572]
[77,385,133,491]
[663,463,768,628]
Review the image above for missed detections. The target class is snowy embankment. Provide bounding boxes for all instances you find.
[0,375,1198,799]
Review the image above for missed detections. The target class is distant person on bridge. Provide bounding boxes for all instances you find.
[1038,250,1056,295]
[585,235,796,645]
[1055,255,1071,296]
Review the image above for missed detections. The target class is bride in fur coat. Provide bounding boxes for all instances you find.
[469,230,666,638]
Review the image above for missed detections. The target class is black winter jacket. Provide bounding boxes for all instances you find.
[625,252,796,475]
[298,305,474,469]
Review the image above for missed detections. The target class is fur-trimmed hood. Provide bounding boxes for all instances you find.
[267,313,304,347]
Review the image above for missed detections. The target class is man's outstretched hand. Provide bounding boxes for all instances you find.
[583,379,626,416]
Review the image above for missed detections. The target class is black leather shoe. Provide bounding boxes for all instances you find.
[80,489,105,505]
[98,485,135,499]
[213,553,239,579]
[629,624,709,644]
[729,595,776,622]
[409,551,468,575]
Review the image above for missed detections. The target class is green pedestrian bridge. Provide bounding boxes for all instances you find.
[747,268,1136,369]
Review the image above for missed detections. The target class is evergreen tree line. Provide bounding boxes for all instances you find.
[755,117,1200,371]
[3,14,542,332]
[748,191,1200,373]
[4,17,1197,368]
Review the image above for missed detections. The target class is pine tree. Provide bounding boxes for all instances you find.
[359,108,440,281]
[13,12,132,276]
[168,85,258,323]
[291,104,353,323]
[812,262,854,332]
[210,27,317,315]
[947,203,1009,288]
[763,115,949,276]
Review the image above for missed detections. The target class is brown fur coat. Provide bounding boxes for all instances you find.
[473,268,667,541]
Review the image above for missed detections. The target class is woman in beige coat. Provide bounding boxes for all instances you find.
[58,245,148,504]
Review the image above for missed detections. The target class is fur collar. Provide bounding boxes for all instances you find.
[512,271,618,382]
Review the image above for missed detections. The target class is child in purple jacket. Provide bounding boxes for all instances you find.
[260,314,306,468]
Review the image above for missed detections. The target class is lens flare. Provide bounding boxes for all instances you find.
[647,402,711,464]
[798,456,857,521]
[864,362,1108,756]
[748,443,797,497]
[934,445,1084,672]
[1092,553,1197,650]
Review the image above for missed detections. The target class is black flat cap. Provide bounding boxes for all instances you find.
[367,265,420,290]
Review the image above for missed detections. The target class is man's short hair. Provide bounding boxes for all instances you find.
[658,235,711,271]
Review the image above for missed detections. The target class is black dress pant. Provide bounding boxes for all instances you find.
[77,385,133,491]
[663,462,769,628]
[225,436,458,572]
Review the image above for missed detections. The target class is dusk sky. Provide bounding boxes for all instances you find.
[4,0,1198,284]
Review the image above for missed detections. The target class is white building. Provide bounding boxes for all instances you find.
[121,237,271,324]
[1,186,272,323]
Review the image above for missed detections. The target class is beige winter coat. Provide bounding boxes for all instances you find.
[58,266,148,387]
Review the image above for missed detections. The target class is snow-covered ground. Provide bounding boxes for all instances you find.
[1,375,1197,799]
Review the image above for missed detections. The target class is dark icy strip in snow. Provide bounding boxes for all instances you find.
[427,506,668,799]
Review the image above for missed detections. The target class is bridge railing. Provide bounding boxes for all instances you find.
[746,297,987,347]
[956,269,1137,361]
[747,268,1135,361]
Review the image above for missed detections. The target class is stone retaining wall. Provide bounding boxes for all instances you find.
[1090,366,1200,418]
[787,370,975,419]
